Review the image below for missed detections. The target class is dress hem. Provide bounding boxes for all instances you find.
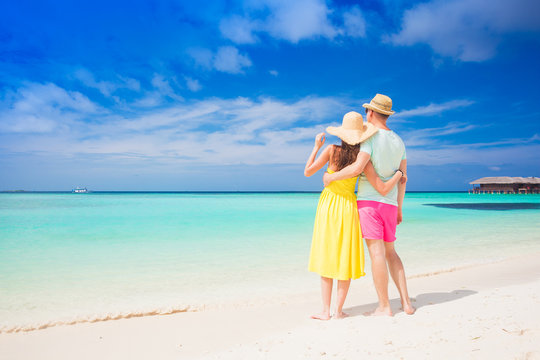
[308,269,366,281]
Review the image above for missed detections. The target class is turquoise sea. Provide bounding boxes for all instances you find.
[1,192,539,332]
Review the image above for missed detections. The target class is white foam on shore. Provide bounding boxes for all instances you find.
[0,305,198,334]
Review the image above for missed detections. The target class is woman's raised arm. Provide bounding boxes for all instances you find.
[304,133,332,177]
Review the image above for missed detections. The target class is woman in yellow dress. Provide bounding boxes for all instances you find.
[304,111,405,320]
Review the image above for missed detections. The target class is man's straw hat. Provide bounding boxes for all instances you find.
[362,93,395,116]
[326,111,378,145]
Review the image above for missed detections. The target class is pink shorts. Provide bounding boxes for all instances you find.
[357,200,398,242]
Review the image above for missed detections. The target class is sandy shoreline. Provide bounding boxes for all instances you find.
[1,254,540,359]
[0,256,526,335]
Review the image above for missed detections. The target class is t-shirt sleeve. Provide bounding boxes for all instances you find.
[402,146,407,160]
[360,137,373,156]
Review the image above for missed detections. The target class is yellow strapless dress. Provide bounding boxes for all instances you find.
[308,169,365,280]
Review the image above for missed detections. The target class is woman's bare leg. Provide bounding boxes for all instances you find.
[311,276,332,320]
[334,279,351,319]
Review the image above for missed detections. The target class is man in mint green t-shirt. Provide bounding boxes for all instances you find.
[323,94,415,316]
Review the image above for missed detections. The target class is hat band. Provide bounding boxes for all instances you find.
[370,99,391,111]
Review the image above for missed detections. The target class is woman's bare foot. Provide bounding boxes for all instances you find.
[402,302,416,315]
[333,311,349,319]
[364,306,393,317]
[311,312,331,320]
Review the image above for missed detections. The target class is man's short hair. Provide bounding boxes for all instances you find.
[372,110,389,121]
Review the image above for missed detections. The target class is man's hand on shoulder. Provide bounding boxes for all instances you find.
[323,172,334,187]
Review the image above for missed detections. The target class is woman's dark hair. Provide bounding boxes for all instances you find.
[331,140,360,171]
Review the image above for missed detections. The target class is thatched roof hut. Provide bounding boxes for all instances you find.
[469,177,540,194]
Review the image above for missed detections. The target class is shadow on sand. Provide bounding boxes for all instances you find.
[344,289,477,317]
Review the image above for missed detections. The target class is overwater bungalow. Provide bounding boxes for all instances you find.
[469,177,540,194]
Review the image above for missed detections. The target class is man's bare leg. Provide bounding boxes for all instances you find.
[365,239,392,316]
[384,241,415,315]
[311,276,332,320]
[334,279,351,319]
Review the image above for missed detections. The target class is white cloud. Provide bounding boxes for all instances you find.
[129,74,183,108]
[219,16,259,44]
[213,46,253,74]
[220,1,368,44]
[118,76,141,92]
[408,141,540,166]
[401,122,477,147]
[131,93,165,108]
[151,74,173,94]
[74,69,140,96]
[381,98,484,154]
[263,0,338,43]
[1,85,346,167]
[0,83,100,133]
[188,46,252,74]
[269,70,279,76]
[402,121,540,167]
[395,100,474,119]
[342,6,366,38]
[389,0,540,61]
[185,77,202,92]
[151,74,183,101]
[187,48,214,70]
[4,86,534,174]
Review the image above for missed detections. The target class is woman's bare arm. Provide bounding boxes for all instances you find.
[304,133,332,177]
[363,161,404,196]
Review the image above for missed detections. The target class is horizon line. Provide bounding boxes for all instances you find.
[1,190,473,194]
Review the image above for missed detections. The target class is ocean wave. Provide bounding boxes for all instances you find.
[0,296,295,334]
[0,305,200,334]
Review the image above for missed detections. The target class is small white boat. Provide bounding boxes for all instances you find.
[72,187,89,193]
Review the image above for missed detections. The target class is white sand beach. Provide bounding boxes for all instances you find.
[1,254,539,360]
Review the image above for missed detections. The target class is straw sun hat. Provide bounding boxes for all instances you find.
[326,111,378,145]
[362,93,395,116]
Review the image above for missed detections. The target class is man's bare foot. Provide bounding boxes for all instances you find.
[364,306,393,317]
[402,302,416,315]
[310,313,331,320]
[333,311,349,319]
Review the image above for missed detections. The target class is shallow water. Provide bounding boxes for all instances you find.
[1,192,539,332]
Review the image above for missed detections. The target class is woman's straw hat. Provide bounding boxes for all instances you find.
[326,111,378,145]
[362,93,395,115]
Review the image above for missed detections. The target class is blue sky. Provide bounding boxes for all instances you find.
[1,0,539,191]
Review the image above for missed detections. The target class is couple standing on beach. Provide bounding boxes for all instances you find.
[304,93,415,319]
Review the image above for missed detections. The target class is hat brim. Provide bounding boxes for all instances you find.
[326,123,378,145]
[362,103,395,116]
